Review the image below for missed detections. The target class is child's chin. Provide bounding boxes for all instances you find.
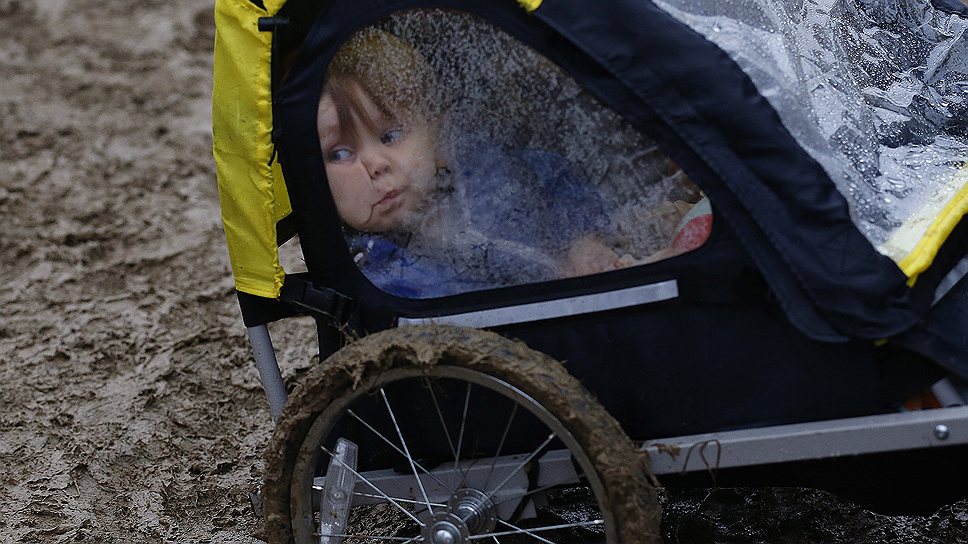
[371,218,409,234]
[396,209,425,229]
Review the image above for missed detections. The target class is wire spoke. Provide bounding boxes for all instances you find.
[346,409,451,490]
[468,519,605,540]
[381,388,436,517]
[494,519,555,544]
[319,444,425,528]
[484,402,518,491]
[316,533,423,542]
[478,433,555,508]
[426,379,458,462]
[312,487,448,510]
[453,382,472,482]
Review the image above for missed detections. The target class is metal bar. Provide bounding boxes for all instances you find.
[398,280,678,328]
[315,448,579,520]
[246,325,287,422]
[642,405,968,475]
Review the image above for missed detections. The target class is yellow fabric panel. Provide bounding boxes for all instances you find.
[517,0,543,12]
[271,158,292,226]
[898,166,968,283]
[212,0,291,299]
[264,0,287,14]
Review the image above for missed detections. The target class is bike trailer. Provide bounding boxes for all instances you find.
[211,1,968,542]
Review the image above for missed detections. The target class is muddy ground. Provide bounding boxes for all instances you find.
[0,1,966,543]
[0,1,315,541]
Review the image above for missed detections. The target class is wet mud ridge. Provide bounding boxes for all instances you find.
[0,1,313,542]
[0,1,966,543]
[661,487,968,544]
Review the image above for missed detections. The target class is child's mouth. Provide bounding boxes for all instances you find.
[377,189,400,207]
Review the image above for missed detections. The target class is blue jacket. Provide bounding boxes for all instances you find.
[349,133,607,298]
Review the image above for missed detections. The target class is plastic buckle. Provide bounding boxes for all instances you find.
[257,16,289,32]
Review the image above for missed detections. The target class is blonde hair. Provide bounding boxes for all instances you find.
[324,28,440,142]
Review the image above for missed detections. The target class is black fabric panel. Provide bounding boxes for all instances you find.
[896,273,968,379]
[237,290,299,327]
[532,0,923,340]
[273,0,358,289]
[275,212,298,246]
[931,0,968,16]
[499,289,942,439]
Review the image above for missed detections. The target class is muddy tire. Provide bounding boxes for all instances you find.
[262,325,660,543]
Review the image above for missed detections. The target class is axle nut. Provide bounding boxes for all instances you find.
[432,527,458,544]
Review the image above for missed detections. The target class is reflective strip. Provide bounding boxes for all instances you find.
[399,280,678,328]
[516,0,543,13]
[934,255,968,304]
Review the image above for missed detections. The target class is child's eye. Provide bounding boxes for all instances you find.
[327,148,353,162]
[381,127,405,145]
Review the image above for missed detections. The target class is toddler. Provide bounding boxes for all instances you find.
[317,29,710,297]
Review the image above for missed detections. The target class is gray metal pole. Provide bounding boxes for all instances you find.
[641,405,968,474]
[247,324,287,422]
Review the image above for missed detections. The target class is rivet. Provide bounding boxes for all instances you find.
[934,424,950,440]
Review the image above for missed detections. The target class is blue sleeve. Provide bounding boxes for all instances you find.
[351,235,491,299]
[515,148,610,239]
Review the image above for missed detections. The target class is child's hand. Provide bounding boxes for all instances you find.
[564,235,625,277]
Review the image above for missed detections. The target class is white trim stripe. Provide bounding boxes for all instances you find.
[399,280,679,328]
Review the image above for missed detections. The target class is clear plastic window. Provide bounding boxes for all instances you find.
[317,10,712,298]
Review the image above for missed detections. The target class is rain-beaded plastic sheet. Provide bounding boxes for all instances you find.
[653,0,968,264]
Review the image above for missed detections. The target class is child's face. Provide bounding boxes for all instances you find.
[318,87,438,233]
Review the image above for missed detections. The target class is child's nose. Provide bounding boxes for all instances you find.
[361,149,391,180]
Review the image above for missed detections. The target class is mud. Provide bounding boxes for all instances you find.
[661,487,968,544]
[1,1,966,543]
[0,1,317,542]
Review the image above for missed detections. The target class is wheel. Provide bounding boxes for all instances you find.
[262,325,660,543]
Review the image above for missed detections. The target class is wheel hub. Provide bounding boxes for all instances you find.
[430,520,462,544]
[449,488,497,534]
[423,488,497,543]
[427,513,469,544]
